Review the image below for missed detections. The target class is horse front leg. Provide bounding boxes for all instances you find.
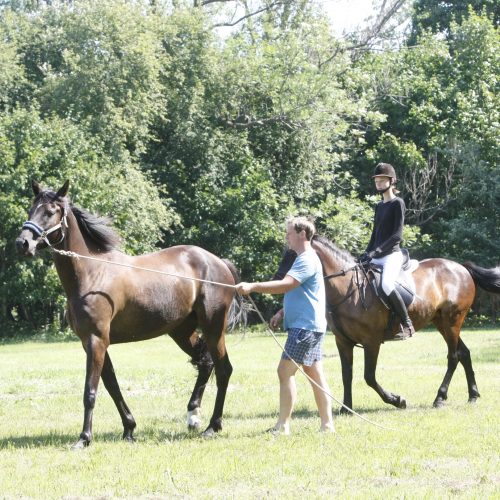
[72,333,108,449]
[100,351,136,441]
[364,342,406,409]
[335,337,354,415]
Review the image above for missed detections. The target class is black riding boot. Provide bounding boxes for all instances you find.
[387,290,415,340]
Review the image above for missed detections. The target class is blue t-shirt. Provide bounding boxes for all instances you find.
[283,249,327,333]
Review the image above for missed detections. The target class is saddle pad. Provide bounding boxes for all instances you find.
[370,260,419,307]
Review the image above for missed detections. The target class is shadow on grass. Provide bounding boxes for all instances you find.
[0,432,87,450]
[225,401,431,422]
[0,400,456,448]
[0,427,224,449]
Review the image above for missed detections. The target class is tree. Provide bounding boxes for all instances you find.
[145,5,384,275]
[2,0,166,159]
[0,107,177,332]
[409,0,499,43]
[351,12,499,268]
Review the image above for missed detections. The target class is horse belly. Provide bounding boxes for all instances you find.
[109,298,194,344]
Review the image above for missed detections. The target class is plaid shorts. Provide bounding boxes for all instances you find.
[281,328,324,366]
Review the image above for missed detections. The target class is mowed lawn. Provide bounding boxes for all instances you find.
[0,328,498,499]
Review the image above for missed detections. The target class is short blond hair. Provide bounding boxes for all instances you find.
[286,216,316,241]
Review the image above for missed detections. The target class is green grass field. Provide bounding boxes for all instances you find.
[0,328,499,499]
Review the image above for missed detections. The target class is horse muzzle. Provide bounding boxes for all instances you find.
[16,232,38,257]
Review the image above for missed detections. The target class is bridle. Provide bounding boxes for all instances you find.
[324,263,368,309]
[323,264,358,281]
[323,262,369,348]
[21,205,68,247]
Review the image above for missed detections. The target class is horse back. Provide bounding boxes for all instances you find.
[74,245,235,344]
[411,258,476,322]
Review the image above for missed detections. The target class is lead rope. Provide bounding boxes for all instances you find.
[246,295,394,431]
[50,248,236,288]
[50,246,393,431]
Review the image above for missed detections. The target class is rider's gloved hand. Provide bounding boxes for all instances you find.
[358,251,375,264]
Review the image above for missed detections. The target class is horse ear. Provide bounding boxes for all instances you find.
[55,180,70,199]
[32,180,42,196]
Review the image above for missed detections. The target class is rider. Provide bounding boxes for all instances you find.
[360,163,415,340]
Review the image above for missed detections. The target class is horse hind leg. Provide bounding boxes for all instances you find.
[458,337,480,403]
[202,348,232,438]
[186,334,214,430]
[170,318,214,431]
[432,315,463,408]
[199,309,233,438]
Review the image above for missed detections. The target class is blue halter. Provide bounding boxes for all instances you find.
[22,208,68,247]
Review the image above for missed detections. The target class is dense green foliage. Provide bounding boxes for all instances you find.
[352,12,499,264]
[409,0,499,42]
[0,0,498,333]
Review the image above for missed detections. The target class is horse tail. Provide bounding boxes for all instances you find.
[222,259,249,330]
[223,258,241,285]
[462,261,500,294]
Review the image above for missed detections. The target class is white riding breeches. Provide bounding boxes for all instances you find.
[371,251,403,295]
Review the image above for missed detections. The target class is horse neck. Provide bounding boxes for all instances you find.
[314,244,355,298]
[52,209,94,296]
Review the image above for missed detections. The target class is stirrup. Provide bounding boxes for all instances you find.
[384,314,414,341]
[393,323,414,341]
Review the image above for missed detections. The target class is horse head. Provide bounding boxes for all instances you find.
[16,180,70,257]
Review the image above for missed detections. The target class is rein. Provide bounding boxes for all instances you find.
[323,265,358,280]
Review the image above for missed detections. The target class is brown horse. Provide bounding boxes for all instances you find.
[16,180,239,447]
[310,235,500,413]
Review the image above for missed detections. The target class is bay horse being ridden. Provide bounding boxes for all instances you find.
[16,180,239,447]
[309,235,500,412]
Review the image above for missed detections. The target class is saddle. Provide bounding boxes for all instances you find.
[367,249,418,308]
[362,249,419,340]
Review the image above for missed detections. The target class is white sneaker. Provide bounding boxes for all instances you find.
[320,424,335,433]
[267,424,290,436]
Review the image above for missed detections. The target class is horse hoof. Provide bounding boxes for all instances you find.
[71,438,89,450]
[201,427,216,439]
[122,428,136,442]
[397,397,407,409]
[433,399,445,408]
[187,412,202,431]
[339,407,353,416]
[468,397,478,404]
[187,410,202,432]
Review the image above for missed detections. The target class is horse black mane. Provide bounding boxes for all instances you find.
[36,190,121,252]
[71,206,121,251]
[312,234,356,266]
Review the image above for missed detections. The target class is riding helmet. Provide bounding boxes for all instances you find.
[372,163,397,180]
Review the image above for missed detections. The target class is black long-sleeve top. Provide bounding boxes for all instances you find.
[366,197,405,258]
